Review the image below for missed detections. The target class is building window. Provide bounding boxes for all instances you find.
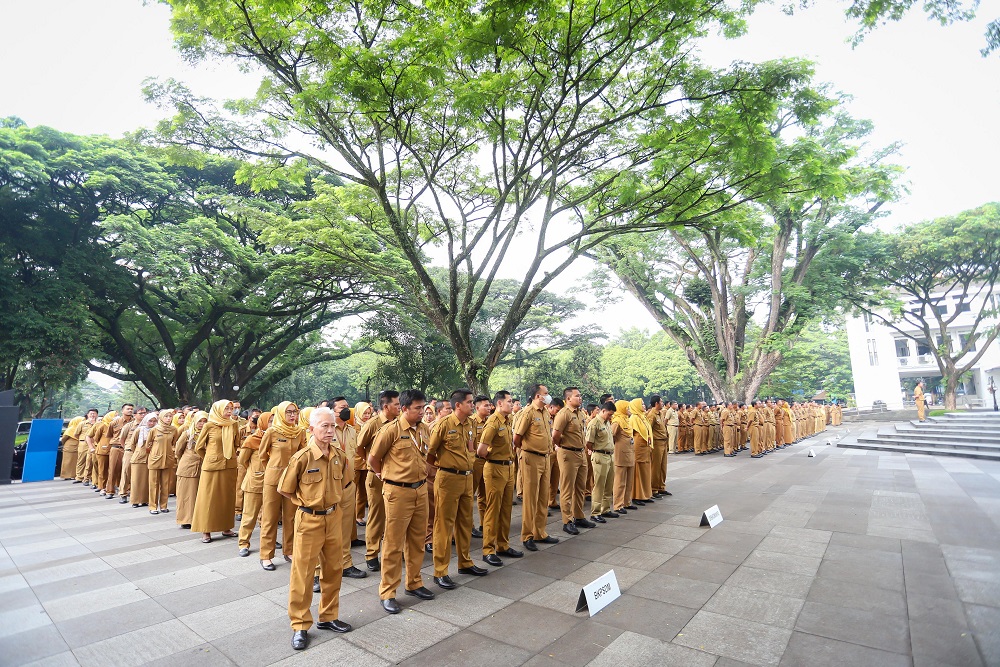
[958,333,976,353]
[895,339,910,358]
[916,338,932,356]
[867,339,879,366]
[934,304,948,316]
[863,312,872,332]
[956,302,971,313]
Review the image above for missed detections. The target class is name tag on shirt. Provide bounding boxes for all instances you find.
[400,435,411,440]
[498,427,506,432]
[306,468,320,473]
[448,430,457,434]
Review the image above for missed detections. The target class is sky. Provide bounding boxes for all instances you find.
[2,0,998,388]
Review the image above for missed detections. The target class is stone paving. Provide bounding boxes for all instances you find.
[2,421,999,666]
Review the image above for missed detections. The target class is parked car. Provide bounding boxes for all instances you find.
[10,420,68,481]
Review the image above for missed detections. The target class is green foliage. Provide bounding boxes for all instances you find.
[760,317,854,399]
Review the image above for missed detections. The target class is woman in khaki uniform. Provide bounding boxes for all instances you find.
[630,398,654,503]
[237,412,271,556]
[60,416,84,480]
[168,411,186,495]
[192,400,240,543]
[611,401,636,513]
[129,413,157,508]
[148,410,178,514]
[259,401,306,569]
[353,401,373,526]
[175,410,208,528]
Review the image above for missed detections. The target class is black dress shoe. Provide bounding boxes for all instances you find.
[499,547,524,558]
[522,539,538,552]
[351,539,365,547]
[614,508,627,514]
[625,504,638,510]
[633,499,647,505]
[434,575,457,589]
[261,561,276,571]
[382,598,401,614]
[591,515,606,524]
[276,542,282,549]
[132,504,140,508]
[424,544,433,553]
[563,522,579,535]
[73,480,82,484]
[661,490,672,496]
[366,558,381,571]
[575,517,596,529]
[602,511,620,519]
[538,535,559,544]
[180,523,191,529]
[404,586,435,600]
[291,630,308,650]
[458,565,489,576]
[471,526,483,538]
[239,547,250,557]
[343,566,367,579]
[483,554,504,567]
[313,576,320,593]
[548,504,560,510]
[316,619,352,633]
[546,510,553,517]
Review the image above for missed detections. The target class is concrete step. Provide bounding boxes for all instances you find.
[933,414,1000,424]
[857,435,1000,452]
[839,441,1000,460]
[902,424,1000,438]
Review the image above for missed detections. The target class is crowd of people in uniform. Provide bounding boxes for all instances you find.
[54,386,838,651]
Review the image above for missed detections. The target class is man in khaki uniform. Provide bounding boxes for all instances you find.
[478,391,522,567]
[546,397,563,510]
[357,391,399,571]
[586,402,617,522]
[470,395,491,539]
[427,389,489,589]
[722,402,739,457]
[914,381,926,421]
[368,389,435,614]
[74,409,99,484]
[553,387,593,535]
[117,407,145,503]
[278,407,352,650]
[87,412,115,493]
[103,404,134,499]
[513,384,560,552]
[664,401,679,455]
[647,396,669,496]
[748,401,762,458]
[762,400,776,453]
[331,397,367,580]
[693,403,709,455]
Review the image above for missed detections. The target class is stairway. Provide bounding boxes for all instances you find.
[838,411,1000,460]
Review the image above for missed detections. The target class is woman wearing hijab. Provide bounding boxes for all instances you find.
[175,410,208,528]
[129,412,158,508]
[60,416,85,480]
[148,409,178,514]
[259,401,306,569]
[237,412,272,557]
[630,398,654,504]
[192,400,241,543]
[611,401,637,513]
[352,401,373,527]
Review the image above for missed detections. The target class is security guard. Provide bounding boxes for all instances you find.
[552,387,593,535]
[278,406,352,651]
[477,391,522,567]
[427,389,489,589]
[586,402,617,522]
[513,384,560,552]
[357,391,399,572]
[368,389,434,614]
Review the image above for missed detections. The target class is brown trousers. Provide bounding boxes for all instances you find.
[104,447,124,495]
[355,469,368,523]
[238,491,264,549]
[613,465,634,511]
[289,508,344,629]
[261,484,296,560]
[482,462,513,555]
[432,471,474,576]
[379,483,427,599]
[148,468,170,511]
[518,450,551,542]
[557,448,587,524]
[365,473,386,561]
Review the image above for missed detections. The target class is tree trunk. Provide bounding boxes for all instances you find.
[462,362,488,396]
[944,375,958,410]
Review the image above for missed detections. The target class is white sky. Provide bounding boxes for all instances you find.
[2,0,998,363]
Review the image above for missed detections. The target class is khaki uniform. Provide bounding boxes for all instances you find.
[175,430,201,524]
[353,421,369,525]
[585,415,614,517]
[88,421,112,491]
[147,425,178,511]
[479,412,514,556]
[129,427,151,506]
[118,420,139,498]
[748,406,761,456]
[611,420,634,511]
[74,420,94,483]
[370,415,428,600]
[471,414,488,529]
[104,415,133,495]
[260,428,307,560]
[693,410,708,454]
[191,424,240,534]
[59,422,80,480]
[914,386,926,421]
[664,407,679,455]
[358,414,389,562]
[553,406,587,524]
[761,407,775,451]
[648,407,668,493]
[278,440,348,630]
[238,435,265,549]
[427,414,476,576]
[334,423,359,568]
[722,408,738,456]
[513,405,552,542]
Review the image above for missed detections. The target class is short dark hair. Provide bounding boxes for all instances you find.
[249,408,261,415]
[549,397,564,409]
[474,394,491,405]
[586,403,598,413]
[649,395,661,407]
[599,394,613,404]
[331,396,348,405]
[121,403,134,410]
[563,387,579,398]
[601,401,616,412]
[528,384,545,401]
[493,390,511,404]
[450,389,474,408]
[379,390,400,408]
[436,402,450,414]
[399,389,426,408]
[87,408,99,415]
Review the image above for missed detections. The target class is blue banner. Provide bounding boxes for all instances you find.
[22,419,62,482]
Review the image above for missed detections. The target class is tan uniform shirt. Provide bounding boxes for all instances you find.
[147,426,178,470]
[90,422,112,455]
[357,413,389,471]
[260,429,307,485]
[109,416,133,446]
[278,441,348,510]
[479,412,513,461]
[370,416,427,484]
[553,406,586,450]
[427,414,474,471]
[514,405,552,455]
[584,415,613,453]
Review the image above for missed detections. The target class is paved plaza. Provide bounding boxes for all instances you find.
[2,421,999,667]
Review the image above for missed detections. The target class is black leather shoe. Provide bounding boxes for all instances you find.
[522,539,538,552]
[563,522,579,535]
[614,508,627,514]
[499,547,524,558]
[316,619,352,633]
[546,510,553,517]
[238,547,250,557]
[538,535,559,544]
[343,566,367,579]
[471,526,483,538]
[661,491,672,496]
[458,565,489,576]
[483,554,503,567]
[633,499,647,505]
[313,576,320,593]
[548,504,560,510]
[575,517,596,529]
[132,504,140,508]
[291,630,308,650]
[591,515,606,524]
[382,598,401,614]
[366,558,381,571]
[434,575,457,589]
[351,539,365,547]
[602,511,620,519]
[261,561,276,571]
[404,586,435,600]
[424,544,433,553]
[625,504,638,510]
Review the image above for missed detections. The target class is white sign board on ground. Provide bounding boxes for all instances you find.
[700,504,723,528]
[575,569,621,616]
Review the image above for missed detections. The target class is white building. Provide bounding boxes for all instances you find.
[845,289,1000,410]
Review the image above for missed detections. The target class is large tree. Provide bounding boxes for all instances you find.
[847,203,1000,409]
[151,0,821,393]
[596,99,900,402]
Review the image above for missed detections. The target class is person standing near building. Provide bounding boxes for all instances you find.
[477,391,521,567]
[513,384,560,552]
[586,402,617,522]
[553,387,593,535]
[914,381,926,421]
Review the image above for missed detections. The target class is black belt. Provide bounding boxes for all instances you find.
[475,455,487,460]
[383,478,426,489]
[299,504,337,515]
[593,450,612,455]
[438,467,472,476]
[522,449,547,457]
[560,446,583,452]
[111,445,123,449]
[486,459,512,465]
[345,481,352,490]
